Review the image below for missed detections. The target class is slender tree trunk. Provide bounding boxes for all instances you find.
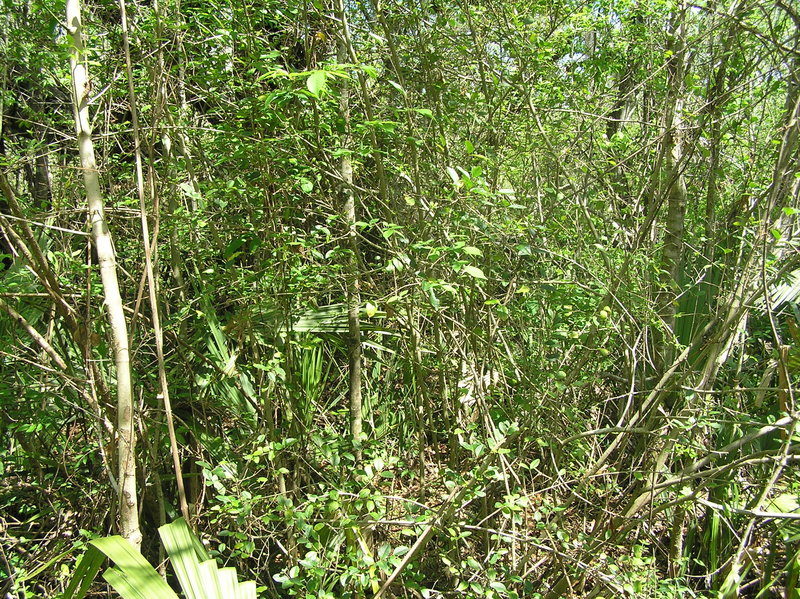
[25,149,52,210]
[335,10,363,462]
[66,0,141,549]
[335,0,388,205]
[655,8,688,373]
[701,15,735,261]
[372,0,423,207]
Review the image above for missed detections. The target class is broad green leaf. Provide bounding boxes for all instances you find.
[160,519,209,599]
[766,494,800,514]
[60,537,178,599]
[306,71,327,96]
[103,567,161,599]
[217,568,239,599]
[92,537,179,599]
[466,557,482,570]
[198,561,223,598]
[238,581,257,599]
[462,265,487,280]
[462,246,482,256]
[160,519,256,599]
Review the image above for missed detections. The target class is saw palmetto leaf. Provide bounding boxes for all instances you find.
[59,519,255,599]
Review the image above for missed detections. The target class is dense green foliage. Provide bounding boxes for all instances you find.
[1,0,799,597]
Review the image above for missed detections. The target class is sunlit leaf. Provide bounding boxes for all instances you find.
[446,167,460,186]
[461,265,487,280]
[766,494,800,514]
[306,71,327,96]
[387,80,406,94]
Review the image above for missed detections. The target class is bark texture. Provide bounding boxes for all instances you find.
[67,0,141,549]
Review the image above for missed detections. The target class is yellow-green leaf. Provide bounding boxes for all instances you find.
[306,71,327,96]
[462,265,487,280]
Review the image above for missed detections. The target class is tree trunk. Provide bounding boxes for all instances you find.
[66,0,141,549]
[336,6,363,462]
[655,8,688,373]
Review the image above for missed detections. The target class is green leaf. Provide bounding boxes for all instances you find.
[94,538,179,599]
[361,65,378,78]
[61,519,257,599]
[464,140,474,153]
[59,545,107,599]
[766,494,800,514]
[466,557,482,570]
[60,537,179,599]
[461,265,487,280]
[462,246,482,256]
[306,71,327,96]
[414,108,433,118]
[387,80,406,94]
[428,288,440,309]
[300,178,314,193]
[161,519,257,599]
[103,567,163,599]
